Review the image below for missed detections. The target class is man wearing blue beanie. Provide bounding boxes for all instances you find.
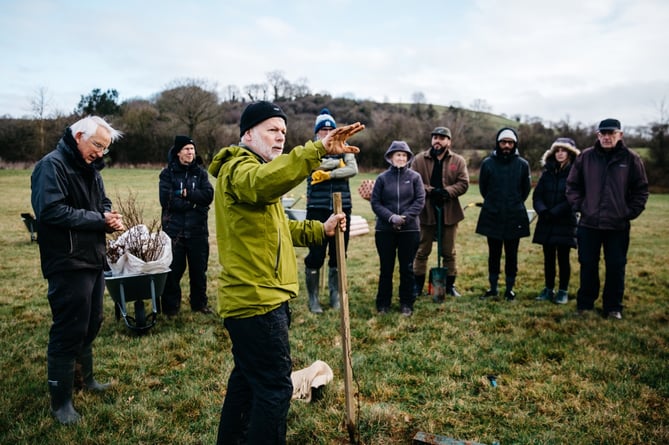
[304,108,358,313]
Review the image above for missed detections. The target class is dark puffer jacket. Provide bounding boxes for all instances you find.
[371,141,425,232]
[159,152,213,239]
[305,153,357,211]
[532,144,579,247]
[475,128,531,240]
[30,129,112,277]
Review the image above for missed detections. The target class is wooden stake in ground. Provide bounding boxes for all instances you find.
[333,192,357,443]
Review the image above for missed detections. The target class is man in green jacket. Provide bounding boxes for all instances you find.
[208,101,363,445]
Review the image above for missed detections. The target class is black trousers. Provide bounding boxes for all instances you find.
[486,237,520,286]
[47,269,105,359]
[217,303,292,445]
[304,207,351,269]
[576,226,630,313]
[542,244,573,290]
[162,235,209,312]
[374,230,420,310]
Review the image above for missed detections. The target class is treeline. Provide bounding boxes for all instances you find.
[1,78,667,188]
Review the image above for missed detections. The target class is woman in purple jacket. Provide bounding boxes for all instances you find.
[371,141,426,316]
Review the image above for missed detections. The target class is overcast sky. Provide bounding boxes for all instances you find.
[2,0,667,129]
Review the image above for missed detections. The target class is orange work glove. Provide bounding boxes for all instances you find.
[322,122,364,154]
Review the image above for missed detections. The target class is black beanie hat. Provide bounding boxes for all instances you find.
[174,135,195,151]
[239,101,288,137]
[169,135,195,161]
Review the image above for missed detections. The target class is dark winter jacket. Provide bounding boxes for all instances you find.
[30,129,112,278]
[306,153,357,210]
[410,148,469,225]
[532,154,578,248]
[159,154,214,240]
[371,142,425,232]
[475,128,532,240]
[566,140,648,231]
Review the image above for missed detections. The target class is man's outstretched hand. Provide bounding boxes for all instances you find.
[322,122,365,155]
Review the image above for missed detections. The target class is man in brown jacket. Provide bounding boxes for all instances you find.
[411,126,470,297]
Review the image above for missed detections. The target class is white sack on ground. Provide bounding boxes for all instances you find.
[291,360,334,402]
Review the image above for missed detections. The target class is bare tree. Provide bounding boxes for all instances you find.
[469,98,492,113]
[222,84,241,103]
[266,70,287,101]
[278,79,294,100]
[411,91,426,104]
[649,96,668,172]
[30,87,52,154]
[410,91,427,118]
[156,78,221,136]
[654,96,668,125]
[30,87,52,120]
[293,77,311,98]
[244,83,268,101]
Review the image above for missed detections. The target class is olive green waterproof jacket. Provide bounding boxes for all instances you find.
[208,141,327,319]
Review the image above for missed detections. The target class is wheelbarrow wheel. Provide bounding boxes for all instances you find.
[134,300,147,328]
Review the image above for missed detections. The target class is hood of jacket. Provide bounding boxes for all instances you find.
[540,137,580,166]
[384,140,414,165]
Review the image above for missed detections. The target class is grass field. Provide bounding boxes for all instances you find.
[0,167,668,445]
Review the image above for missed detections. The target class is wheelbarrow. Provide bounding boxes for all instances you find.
[21,213,37,242]
[282,195,306,221]
[104,270,169,333]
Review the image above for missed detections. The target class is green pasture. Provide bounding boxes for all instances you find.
[0,168,667,444]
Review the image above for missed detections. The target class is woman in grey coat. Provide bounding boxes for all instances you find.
[475,127,531,301]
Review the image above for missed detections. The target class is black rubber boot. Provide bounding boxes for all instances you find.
[47,356,81,424]
[446,275,461,297]
[328,267,340,310]
[413,274,425,298]
[305,268,323,314]
[78,345,110,392]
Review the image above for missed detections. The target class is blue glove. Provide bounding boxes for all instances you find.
[174,189,184,197]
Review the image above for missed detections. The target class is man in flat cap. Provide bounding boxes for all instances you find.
[208,101,364,444]
[411,126,470,300]
[566,118,648,320]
